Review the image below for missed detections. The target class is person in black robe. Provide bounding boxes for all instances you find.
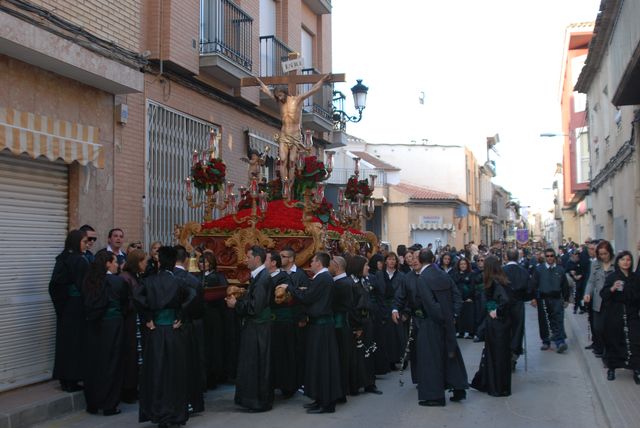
[347,255,383,397]
[119,248,147,404]
[392,247,422,384]
[226,246,273,412]
[472,255,487,342]
[174,245,206,414]
[82,250,128,415]
[284,252,343,413]
[503,249,530,371]
[280,247,310,391]
[198,252,231,388]
[451,258,475,339]
[375,252,406,370]
[266,250,298,398]
[415,249,468,406]
[471,256,513,397]
[49,229,89,393]
[368,254,390,375]
[330,256,353,404]
[134,246,195,427]
[567,251,586,314]
[600,251,640,383]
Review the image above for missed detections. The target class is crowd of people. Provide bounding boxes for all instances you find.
[48,227,640,427]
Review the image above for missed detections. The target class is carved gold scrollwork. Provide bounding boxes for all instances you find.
[225,228,275,265]
[175,222,203,253]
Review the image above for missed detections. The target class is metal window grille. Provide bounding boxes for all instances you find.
[145,101,220,247]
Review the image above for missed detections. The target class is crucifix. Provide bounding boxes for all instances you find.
[241,53,345,181]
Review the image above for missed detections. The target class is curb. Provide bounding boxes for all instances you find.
[0,382,85,428]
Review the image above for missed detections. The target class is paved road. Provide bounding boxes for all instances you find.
[36,306,607,428]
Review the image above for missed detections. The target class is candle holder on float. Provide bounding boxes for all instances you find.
[231,178,269,229]
[185,129,233,222]
[335,157,376,229]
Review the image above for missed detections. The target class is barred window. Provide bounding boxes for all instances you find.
[146,101,220,247]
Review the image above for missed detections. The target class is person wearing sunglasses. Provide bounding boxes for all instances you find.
[531,248,571,353]
[80,224,98,263]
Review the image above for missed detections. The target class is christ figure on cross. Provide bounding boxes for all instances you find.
[256,73,332,181]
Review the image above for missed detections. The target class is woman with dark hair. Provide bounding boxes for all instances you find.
[452,258,475,338]
[198,251,232,388]
[471,255,513,397]
[49,229,90,392]
[82,250,128,415]
[347,255,382,395]
[375,252,406,370]
[143,241,161,277]
[439,252,453,274]
[600,251,640,383]
[119,248,149,403]
[584,240,615,357]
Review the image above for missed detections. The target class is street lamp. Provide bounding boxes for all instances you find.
[333,79,369,130]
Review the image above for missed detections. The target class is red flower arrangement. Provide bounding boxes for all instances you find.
[344,175,373,201]
[313,197,334,225]
[294,156,328,199]
[191,157,227,192]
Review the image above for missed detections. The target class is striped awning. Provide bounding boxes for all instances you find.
[0,107,104,168]
[410,223,455,231]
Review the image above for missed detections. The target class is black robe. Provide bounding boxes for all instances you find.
[287,267,310,389]
[333,274,353,398]
[119,271,142,402]
[393,270,421,384]
[270,270,298,395]
[234,268,274,411]
[471,281,513,396]
[49,250,89,384]
[134,270,195,426]
[451,269,475,336]
[348,275,377,393]
[174,267,206,413]
[375,270,407,365]
[503,262,530,356]
[600,271,640,370]
[83,274,128,411]
[415,265,469,401]
[290,270,342,407]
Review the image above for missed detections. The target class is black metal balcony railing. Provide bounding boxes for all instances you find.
[300,68,333,121]
[200,0,253,71]
[259,35,292,77]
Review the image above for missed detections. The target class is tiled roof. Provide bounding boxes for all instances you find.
[350,151,400,171]
[392,182,459,200]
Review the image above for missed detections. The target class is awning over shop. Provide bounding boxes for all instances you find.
[411,223,455,231]
[0,107,103,168]
[246,130,279,159]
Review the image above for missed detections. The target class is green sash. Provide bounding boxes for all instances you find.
[155,308,176,326]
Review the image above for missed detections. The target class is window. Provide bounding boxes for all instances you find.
[575,127,590,183]
[146,101,220,246]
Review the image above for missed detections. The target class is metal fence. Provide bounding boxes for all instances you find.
[259,35,292,77]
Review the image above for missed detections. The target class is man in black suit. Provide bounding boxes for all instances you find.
[330,256,353,404]
[503,249,530,371]
[284,252,342,414]
[226,246,273,412]
[415,250,468,406]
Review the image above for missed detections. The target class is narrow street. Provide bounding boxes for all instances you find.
[36,306,607,428]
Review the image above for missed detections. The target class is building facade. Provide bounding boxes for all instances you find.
[0,0,337,391]
[576,0,640,251]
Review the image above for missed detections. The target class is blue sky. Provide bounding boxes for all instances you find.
[331,0,602,214]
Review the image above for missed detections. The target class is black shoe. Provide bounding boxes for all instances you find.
[450,389,466,402]
[247,407,271,413]
[86,406,98,415]
[540,343,551,351]
[62,382,84,392]
[556,343,568,354]
[365,385,383,395]
[585,344,594,350]
[307,405,335,414]
[103,408,121,416]
[419,399,446,407]
[594,352,603,358]
[607,369,615,381]
[634,371,640,385]
[336,396,347,404]
[303,401,320,409]
[511,361,517,372]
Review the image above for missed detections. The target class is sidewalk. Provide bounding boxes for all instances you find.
[0,381,85,428]
[566,309,640,428]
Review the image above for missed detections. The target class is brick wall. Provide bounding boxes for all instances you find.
[29,0,141,52]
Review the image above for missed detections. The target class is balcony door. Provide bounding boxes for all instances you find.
[260,0,277,76]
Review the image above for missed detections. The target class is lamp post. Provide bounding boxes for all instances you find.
[333,79,369,131]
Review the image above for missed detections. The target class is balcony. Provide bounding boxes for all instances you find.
[200,0,253,86]
[300,68,334,133]
[303,0,332,15]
